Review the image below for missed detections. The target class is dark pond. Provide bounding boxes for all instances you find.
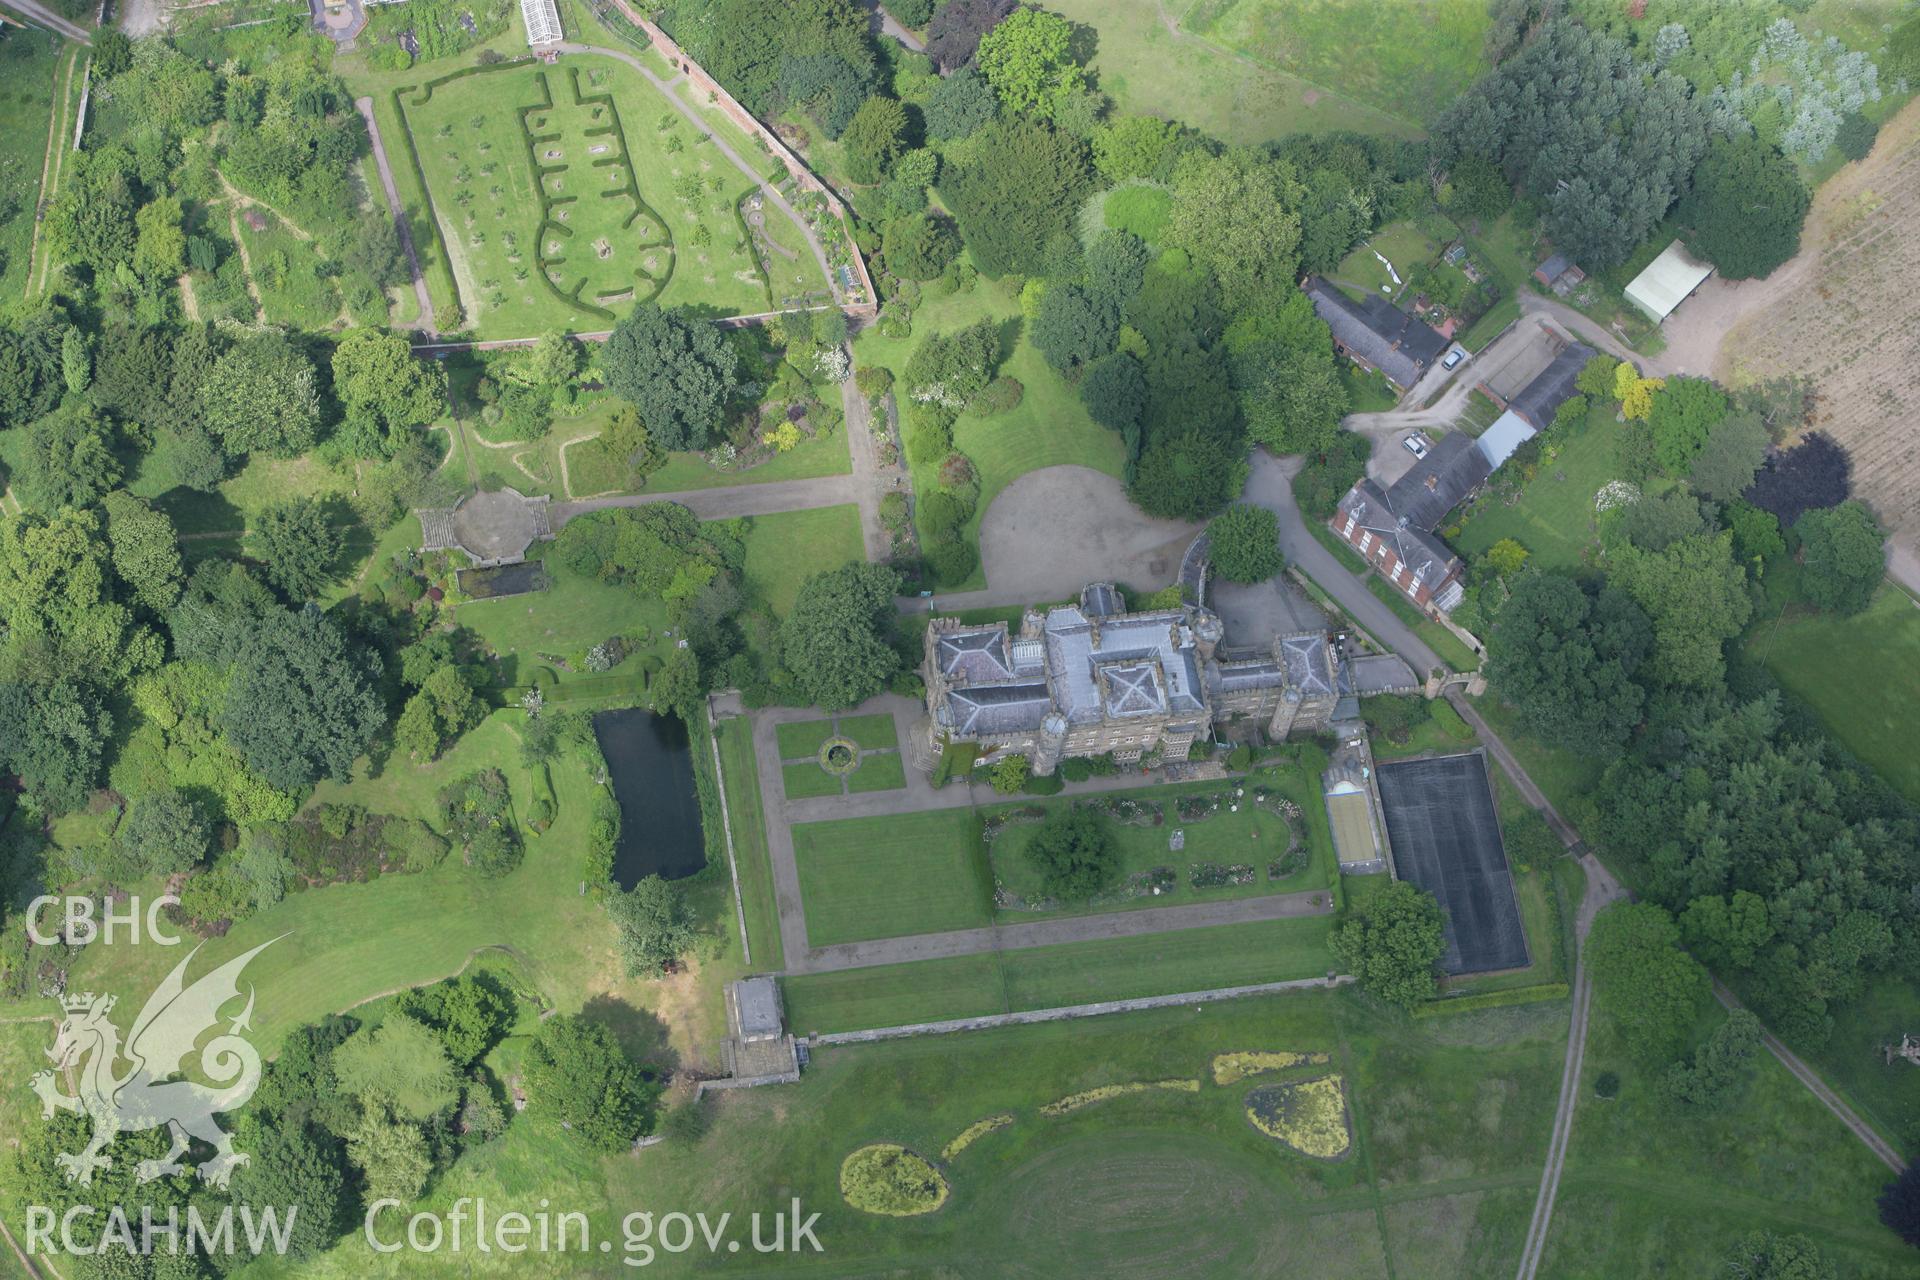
[591,708,707,889]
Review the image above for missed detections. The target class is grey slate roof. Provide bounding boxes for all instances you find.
[1305,277,1448,390]
[1533,254,1572,285]
[936,626,1017,682]
[1279,633,1336,698]
[944,682,1053,735]
[1099,661,1167,716]
[1508,342,1594,430]
[1080,582,1123,618]
[1207,657,1287,696]
[1336,479,1461,590]
[1385,432,1491,532]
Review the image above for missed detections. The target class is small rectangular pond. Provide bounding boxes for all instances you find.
[590,707,707,889]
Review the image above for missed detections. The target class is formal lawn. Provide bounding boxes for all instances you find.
[781,760,847,799]
[394,52,822,335]
[1451,404,1625,572]
[1046,0,1419,145]
[739,504,864,616]
[784,952,1009,1034]
[791,808,993,946]
[1186,0,1489,126]
[852,275,1128,590]
[775,718,839,760]
[988,768,1334,920]
[838,712,899,751]
[844,748,906,793]
[716,715,784,971]
[1745,581,1920,806]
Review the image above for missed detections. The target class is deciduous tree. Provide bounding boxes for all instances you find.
[1486,572,1651,754]
[1330,880,1445,1009]
[524,1015,659,1151]
[780,563,902,709]
[608,875,698,977]
[1795,499,1884,615]
[602,304,743,451]
[1587,902,1708,1062]
[1024,805,1116,900]
[101,491,184,613]
[975,8,1084,116]
[255,498,343,600]
[221,608,386,790]
[1206,503,1283,583]
[332,328,448,439]
[1678,135,1809,280]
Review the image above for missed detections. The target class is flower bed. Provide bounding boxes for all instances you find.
[940,1113,1013,1159]
[818,736,859,775]
[839,1144,949,1216]
[1081,796,1161,827]
[981,806,1048,842]
[1211,1051,1331,1086]
[1190,862,1255,889]
[1245,1075,1351,1158]
[1041,1079,1198,1117]
[1266,846,1309,880]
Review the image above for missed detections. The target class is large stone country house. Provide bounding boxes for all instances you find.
[919,583,1397,777]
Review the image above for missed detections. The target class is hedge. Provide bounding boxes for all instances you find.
[1412,982,1571,1018]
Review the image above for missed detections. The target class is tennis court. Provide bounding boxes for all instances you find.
[1375,753,1528,975]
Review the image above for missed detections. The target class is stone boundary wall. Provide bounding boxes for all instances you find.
[695,1069,802,1096]
[809,974,1354,1047]
[614,4,880,312]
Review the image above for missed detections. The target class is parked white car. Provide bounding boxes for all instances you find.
[1442,347,1466,370]
[1403,432,1431,459]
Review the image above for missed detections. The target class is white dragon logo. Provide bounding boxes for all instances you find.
[30,938,281,1190]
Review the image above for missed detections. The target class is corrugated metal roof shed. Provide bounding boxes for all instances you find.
[1624,240,1713,323]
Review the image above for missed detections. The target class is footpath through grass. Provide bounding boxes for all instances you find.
[783,914,1337,1035]
[1540,963,1911,1276]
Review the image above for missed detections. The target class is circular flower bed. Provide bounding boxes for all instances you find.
[819,736,860,775]
[839,1144,948,1216]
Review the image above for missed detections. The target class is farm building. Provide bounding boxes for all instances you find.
[1531,253,1585,295]
[1304,276,1449,392]
[1476,339,1595,469]
[1624,240,1714,324]
[521,0,562,46]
